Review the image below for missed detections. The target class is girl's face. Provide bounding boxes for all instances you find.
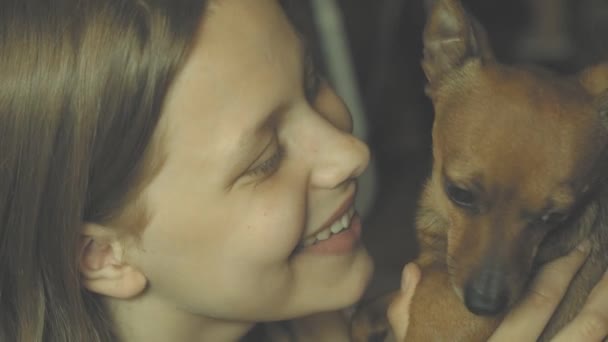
[129,0,372,321]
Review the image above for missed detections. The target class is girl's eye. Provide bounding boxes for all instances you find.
[247,146,284,177]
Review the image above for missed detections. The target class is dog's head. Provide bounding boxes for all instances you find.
[421,0,608,316]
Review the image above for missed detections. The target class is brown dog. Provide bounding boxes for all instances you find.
[352,0,608,341]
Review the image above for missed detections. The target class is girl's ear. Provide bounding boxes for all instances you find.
[79,224,147,299]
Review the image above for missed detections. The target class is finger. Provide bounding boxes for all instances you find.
[387,263,418,327]
[387,263,421,341]
[489,240,591,342]
[551,269,608,342]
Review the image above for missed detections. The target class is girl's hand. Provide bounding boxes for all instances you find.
[490,241,608,341]
[386,263,421,341]
[387,242,608,341]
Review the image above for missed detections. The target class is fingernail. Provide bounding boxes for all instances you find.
[576,239,591,252]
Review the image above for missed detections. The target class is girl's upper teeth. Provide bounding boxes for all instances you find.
[316,229,332,241]
[299,208,355,248]
[340,213,349,228]
[313,208,354,242]
[330,220,344,234]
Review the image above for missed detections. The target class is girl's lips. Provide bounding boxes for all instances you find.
[298,212,362,255]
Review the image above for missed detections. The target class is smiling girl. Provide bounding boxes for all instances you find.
[2,0,608,341]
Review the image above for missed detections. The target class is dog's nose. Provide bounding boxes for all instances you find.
[464,271,509,316]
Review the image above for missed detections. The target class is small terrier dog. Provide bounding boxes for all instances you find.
[353,0,608,340]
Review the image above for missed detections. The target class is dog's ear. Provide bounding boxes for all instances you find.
[422,0,494,91]
[579,63,608,130]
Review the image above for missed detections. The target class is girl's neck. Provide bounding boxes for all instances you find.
[106,294,254,342]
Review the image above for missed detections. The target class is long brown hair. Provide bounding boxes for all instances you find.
[0,1,206,341]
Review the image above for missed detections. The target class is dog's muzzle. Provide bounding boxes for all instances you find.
[464,268,510,316]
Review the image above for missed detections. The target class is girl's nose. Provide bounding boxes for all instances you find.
[309,128,370,189]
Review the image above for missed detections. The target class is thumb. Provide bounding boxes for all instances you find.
[387,263,421,341]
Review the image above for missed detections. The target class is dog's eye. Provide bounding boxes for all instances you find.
[446,184,475,208]
[539,212,568,225]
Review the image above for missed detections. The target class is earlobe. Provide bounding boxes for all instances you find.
[79,224,147,299]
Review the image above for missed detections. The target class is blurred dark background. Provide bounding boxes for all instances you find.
[287,0,608,299]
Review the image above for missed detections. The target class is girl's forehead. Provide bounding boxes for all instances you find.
[199,0,300,54]
[162,0,302,121]
[156,0,303,170]
[174,0,301,95]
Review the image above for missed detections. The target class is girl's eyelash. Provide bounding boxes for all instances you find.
[247,145,284,177]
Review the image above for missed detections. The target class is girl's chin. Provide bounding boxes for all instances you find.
[309,250,374,305]
[261,243,373,319]
[240,260,373,322]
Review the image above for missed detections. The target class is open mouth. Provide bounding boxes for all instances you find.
[300,207,355,248]
[294,206,362,255]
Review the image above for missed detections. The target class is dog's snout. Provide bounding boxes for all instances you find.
[464,270,510,316]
